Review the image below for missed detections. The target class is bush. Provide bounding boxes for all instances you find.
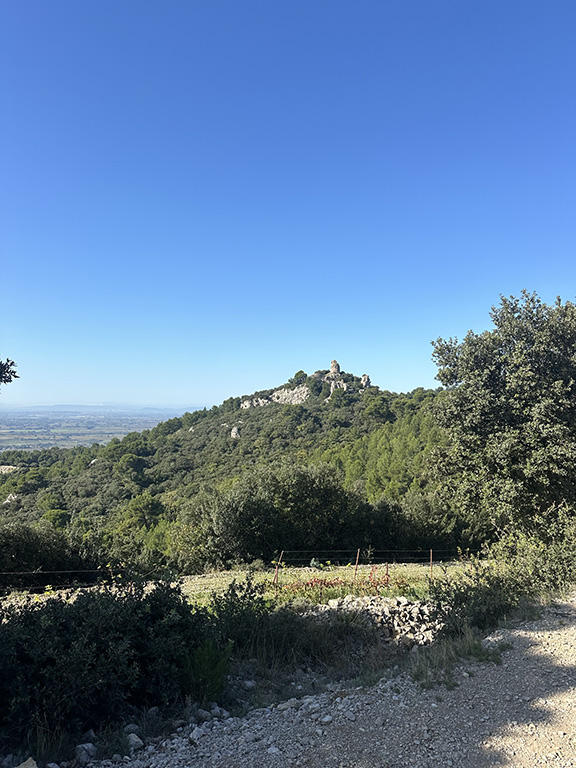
[429,559,524,633]
[0,521,91,591]
[0,581,207,759]
[207,575,379,670]
[430,513,576,635]
[209,575,270,651]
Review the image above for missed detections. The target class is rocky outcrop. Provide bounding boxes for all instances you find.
[230,427,240,439]
[240,397,271,409]
[241,385,310,409]
[239,361,374,409]
[270,384,309,405]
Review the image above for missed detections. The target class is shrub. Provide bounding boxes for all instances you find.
[0,521,89,591]
[208,575,270,651]
[429,559,524,633]
[186,640,233,706]
[0,581,207,759]
[430,513,576,635]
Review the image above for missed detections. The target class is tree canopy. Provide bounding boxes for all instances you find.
[431,290,576,540]
[0,358,18,390]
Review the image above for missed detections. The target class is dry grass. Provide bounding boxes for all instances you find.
[2,561,465,610]
[179,561,463,606]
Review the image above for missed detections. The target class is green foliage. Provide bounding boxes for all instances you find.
[42,509,71,529]
[490,505,576,594]
[209,575,270,650]
[431,291,576,540]
[0,521,90,590]
[206,575,377,668]
[0,363,447,576]
[0,357,18,388]
[363,393,393,423]
[430,511,576,635]
[430,559,524,633]
[0,581,207,758]
[316,391,443,503]
[288,370,307,388]
[186,640,232,706]
[196,462,374,565]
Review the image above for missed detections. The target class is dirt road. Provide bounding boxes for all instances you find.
[93,594,576,768]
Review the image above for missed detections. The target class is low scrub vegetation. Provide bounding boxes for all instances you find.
[0,574,398,763]
[430,510,576,634]
[406,516,576,689]
[0,581,208,759]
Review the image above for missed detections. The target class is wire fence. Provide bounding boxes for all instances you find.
[274,548,466,566]
[0,567,135,594]
[0,548,478,593]
[270,547,476,584]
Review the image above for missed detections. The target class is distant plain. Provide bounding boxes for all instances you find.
[0,407,189,450]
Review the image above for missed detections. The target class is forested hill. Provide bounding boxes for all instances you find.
[0,362,445,575]
[3,294,576,580]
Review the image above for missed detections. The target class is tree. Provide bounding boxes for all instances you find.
[201,462,371,563]
[0,358,18,389]
[431,291,576,540]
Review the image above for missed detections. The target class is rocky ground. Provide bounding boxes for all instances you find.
[80,593,576,768]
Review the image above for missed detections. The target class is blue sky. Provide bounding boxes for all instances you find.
[2,1,575,407]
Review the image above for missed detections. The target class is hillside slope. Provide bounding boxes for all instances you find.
[0,362,446,574]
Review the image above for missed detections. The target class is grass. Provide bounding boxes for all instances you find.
[179,562,462,606]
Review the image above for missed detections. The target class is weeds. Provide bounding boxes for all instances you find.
[186,640,233,706]
[408,625,508,690]
[277,565,428,603]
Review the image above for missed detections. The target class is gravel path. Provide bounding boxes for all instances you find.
[96,593,576,768]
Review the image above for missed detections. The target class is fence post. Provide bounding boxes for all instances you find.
[430,548,433,579]
[353,548,361,581]
[273,550,284,590]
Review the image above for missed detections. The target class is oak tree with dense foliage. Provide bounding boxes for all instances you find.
[431,291,576,541]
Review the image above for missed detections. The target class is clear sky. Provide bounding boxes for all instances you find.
[2,1,575,408]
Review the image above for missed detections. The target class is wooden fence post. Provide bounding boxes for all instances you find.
[353,548,361,581]
[273,551,284,590]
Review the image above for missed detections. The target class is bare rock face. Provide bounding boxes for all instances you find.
[240,397,270,409]
[230,426,240,439]
[330,380,347,394]
[270,384,310,405]
[331,359,341,374]
[361,374,371,389]
[241,385,310,409]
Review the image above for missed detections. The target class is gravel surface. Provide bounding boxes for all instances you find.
[92,594,576,768]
